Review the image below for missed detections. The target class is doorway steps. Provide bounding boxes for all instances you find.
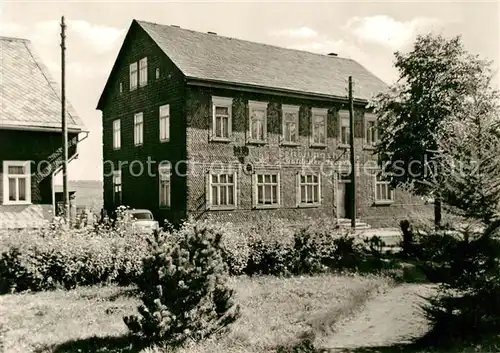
[337,218,371,230]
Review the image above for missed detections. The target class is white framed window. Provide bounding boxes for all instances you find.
[311,108,327,146]
[112,170,122,206]
[206,170,238,210]
[296,173,321,207]
[3,161,31,205]
[129,62,138,90]
[253,172,280,208]
[113,119,121,149]
[374,173,394,204]
[365,114,379,146]
[159,104,170,142]
[155,68,160,79]
[248,100,268,143]
[282,105,299,145]
[159,164,171,208]
[339,111,350,146]
[134,112,144,146]
[119,82,123,93]
[139,57,148,87]
[212,96,232,141]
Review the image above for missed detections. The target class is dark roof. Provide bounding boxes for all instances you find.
[137,20,387,101]
[0,37,86,132]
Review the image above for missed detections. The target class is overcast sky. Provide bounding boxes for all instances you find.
[1,1,498,181]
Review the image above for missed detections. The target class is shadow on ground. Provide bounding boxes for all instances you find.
[37,335,146,353]
[326,339,496,353]
[326,344,416,353]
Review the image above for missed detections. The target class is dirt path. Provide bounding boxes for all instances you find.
[322,284,437,350]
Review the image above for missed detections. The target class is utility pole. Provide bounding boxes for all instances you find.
[348,76,356,230]
[61,16,70,226]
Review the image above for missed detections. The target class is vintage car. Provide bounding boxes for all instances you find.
[124,209,159,234]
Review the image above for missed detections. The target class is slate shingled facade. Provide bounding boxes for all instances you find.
[0,37,86,228]
[97,20,431,227]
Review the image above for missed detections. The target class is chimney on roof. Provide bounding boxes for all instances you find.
[328,52,338,57]
[171,25,180,28]
[207,31,217,35]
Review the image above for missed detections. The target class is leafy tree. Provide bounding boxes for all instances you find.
[372,34,491,226]
[410,61,500,346]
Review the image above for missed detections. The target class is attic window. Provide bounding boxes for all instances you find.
[156,68,160,79]
[139,57,148,87]
[119,82,123,93]
[129,62,138,90]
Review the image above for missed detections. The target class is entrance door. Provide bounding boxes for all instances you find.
[337,174,352,219]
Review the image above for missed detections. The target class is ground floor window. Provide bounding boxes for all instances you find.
[113,170,122,206]
[207,171,237,209]
[253,172,280,208]
[297,173,321,206]
[374,174,394,203]
[3,161,31,204]
[159,164,171,208]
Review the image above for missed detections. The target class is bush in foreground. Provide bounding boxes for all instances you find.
[124,220,240,346]
[0,224,150,294]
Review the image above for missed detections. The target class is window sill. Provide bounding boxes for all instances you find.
[253,204,280,210]
[134,144,143,147]
[247,139,267,146]
[210,137,232,143]
[207,205,237,211]
[280,141,300,147]
[373,200,394,206]
[363,145,376,151]
[113,147,121,151]
[159,205,171,210]
[297,203,321,208]
[310,143,327,149]
[338,144,350,149]
[130,87,138,92]
[3,201,31,206]
[160,138,170,143]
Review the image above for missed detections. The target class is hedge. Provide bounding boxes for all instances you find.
[0,217,398,294]
[0,227,149,293]
[218,218,395,277]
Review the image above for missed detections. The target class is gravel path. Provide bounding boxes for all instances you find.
[323,284,437,350]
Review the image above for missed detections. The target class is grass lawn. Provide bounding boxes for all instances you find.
[2,273,498,353]
[0,274,390,353]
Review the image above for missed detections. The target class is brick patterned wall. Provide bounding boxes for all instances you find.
[185,86,431,227]
[99,22,187,224]
[0,130,78,205]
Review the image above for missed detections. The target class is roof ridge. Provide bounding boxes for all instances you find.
[135,19,355,63]
[0,36,30,43]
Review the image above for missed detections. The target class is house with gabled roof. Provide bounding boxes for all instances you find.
[0,36,87,229]
[97,19,430,228]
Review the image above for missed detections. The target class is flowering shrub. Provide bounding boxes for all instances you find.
[217,222,250,276]
[214,217,387,277]
[244,219,296,276]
